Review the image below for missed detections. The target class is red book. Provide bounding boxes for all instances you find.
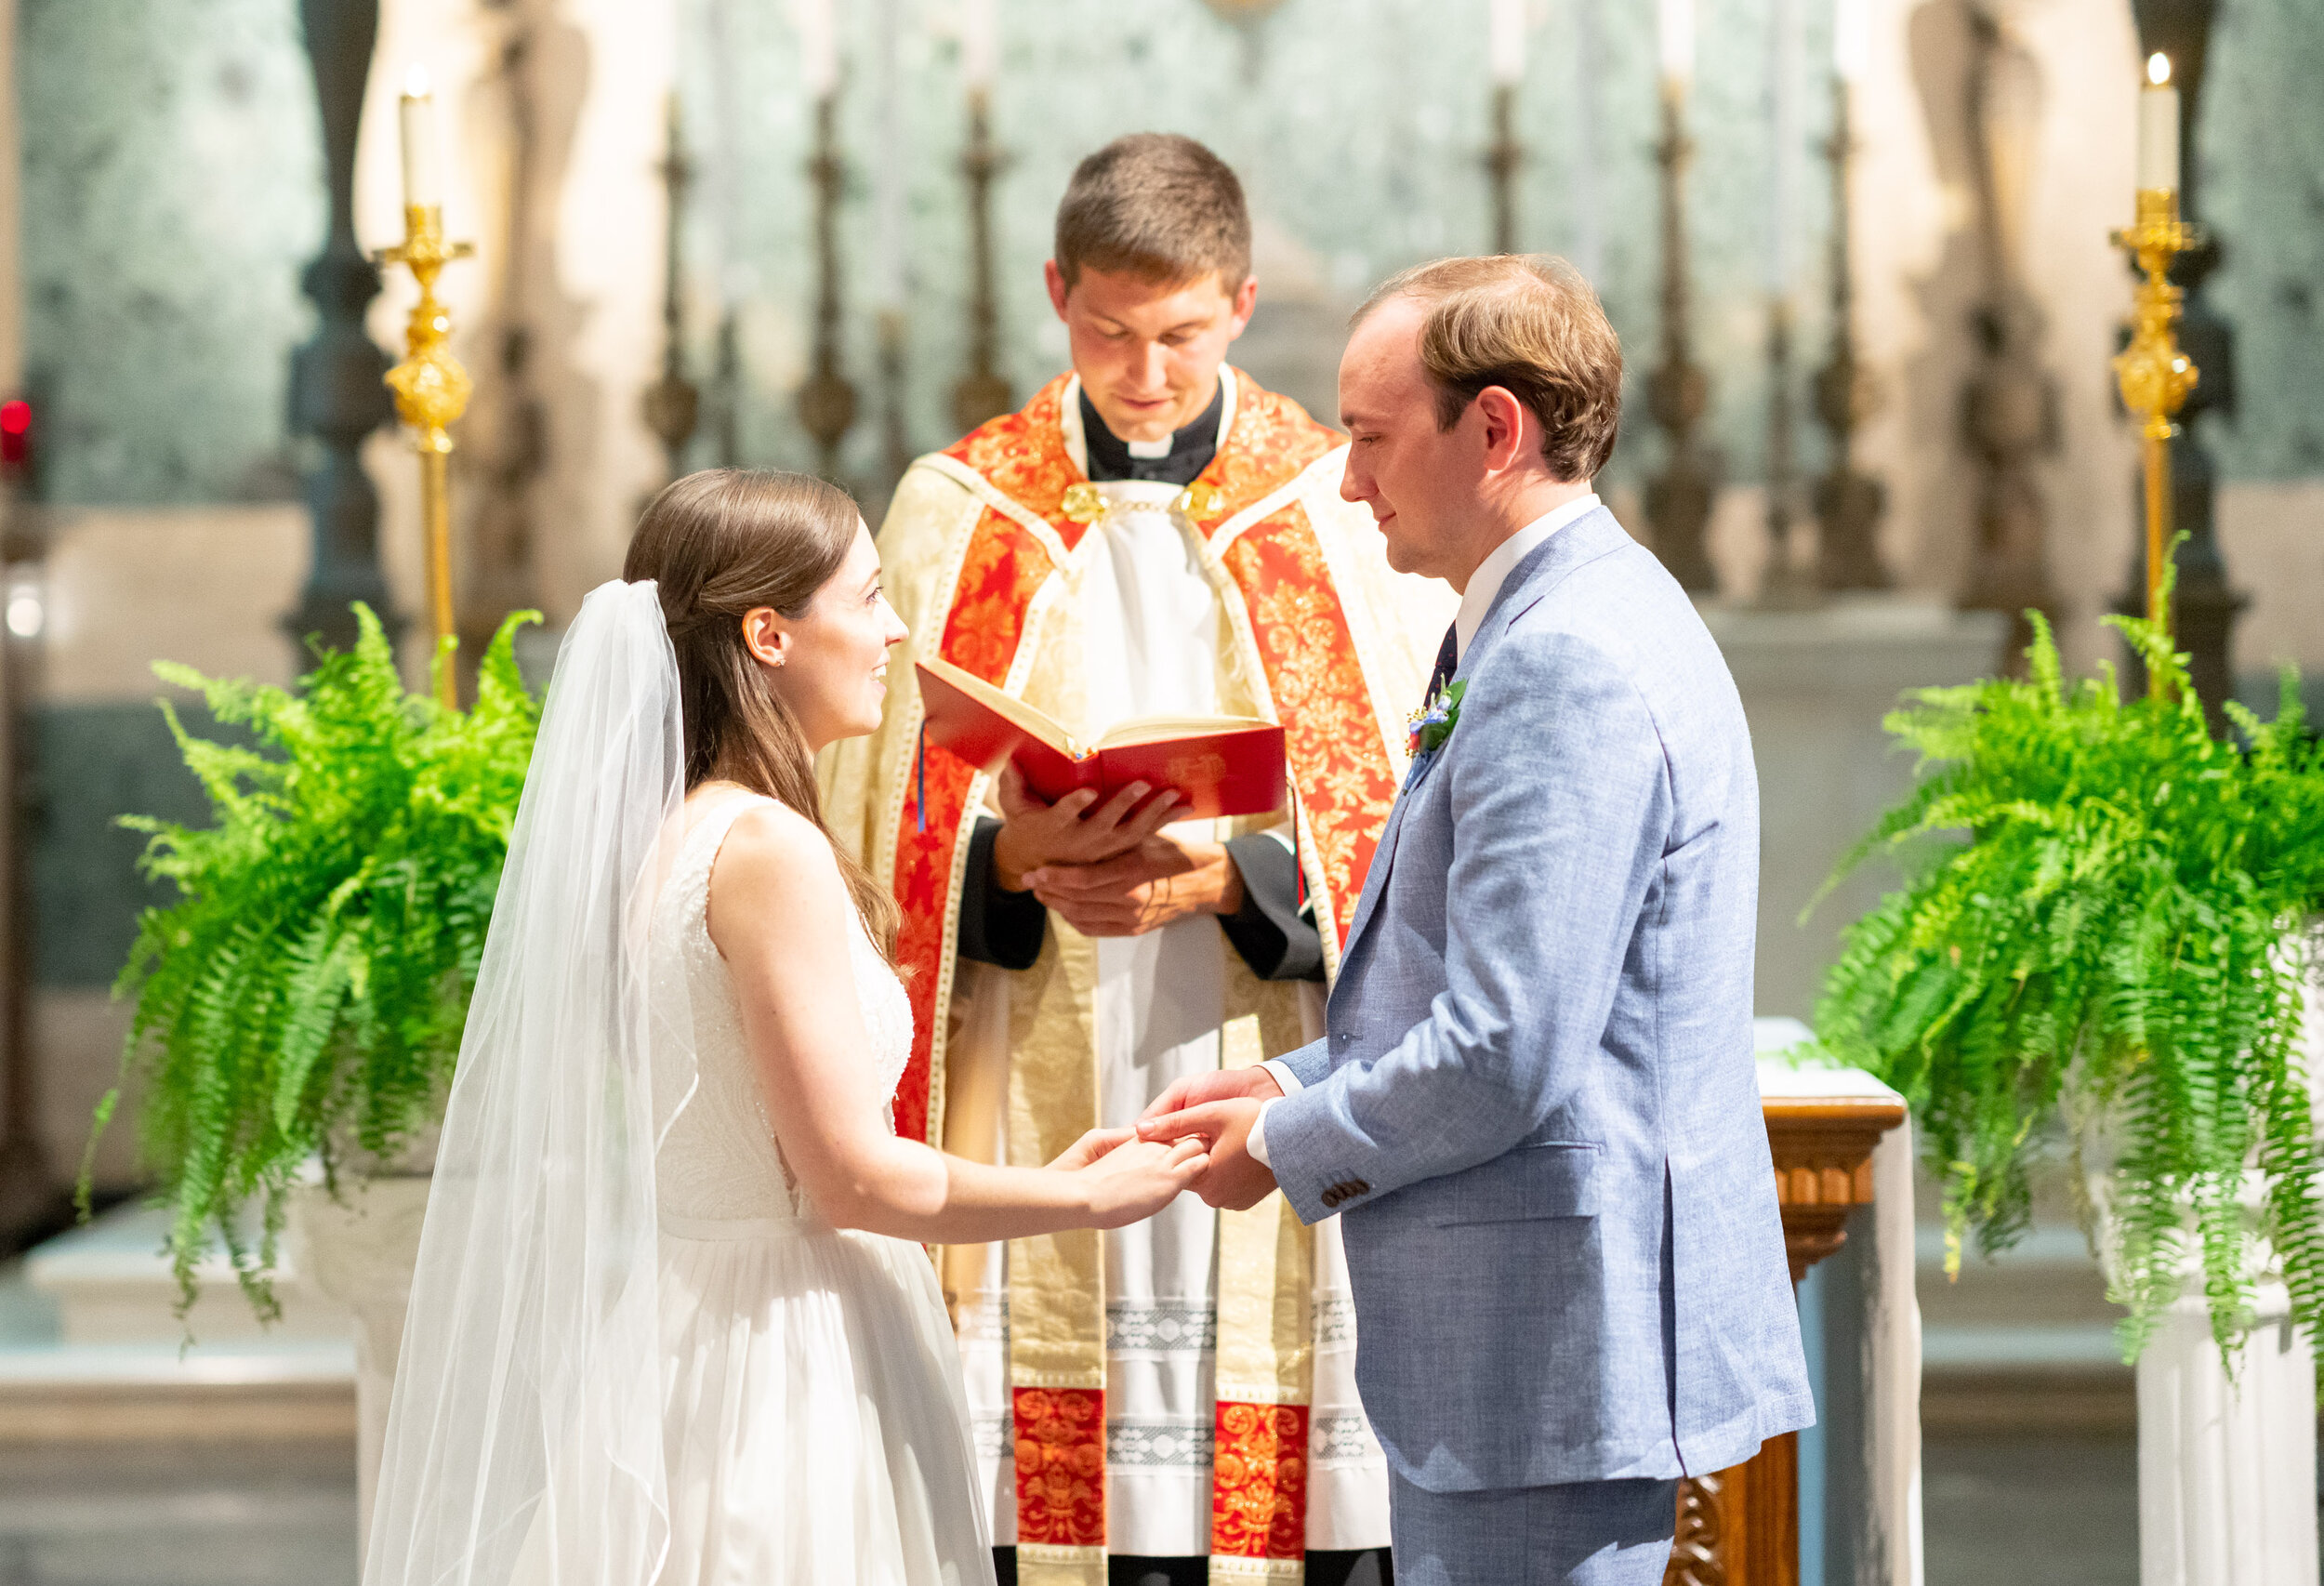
[916,657,1287,820]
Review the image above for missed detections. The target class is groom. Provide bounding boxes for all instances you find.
[1141,255,1813,1584]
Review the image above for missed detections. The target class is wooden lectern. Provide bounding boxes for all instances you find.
[1662,1085,1908,1586]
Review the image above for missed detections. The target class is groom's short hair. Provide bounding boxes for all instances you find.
[1356,255,1622,482]
[1054,134,1251,294]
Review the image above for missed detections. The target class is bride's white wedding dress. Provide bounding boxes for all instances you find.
[648,793,993,1586]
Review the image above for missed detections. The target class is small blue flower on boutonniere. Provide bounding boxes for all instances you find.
[1406,679,1467,760]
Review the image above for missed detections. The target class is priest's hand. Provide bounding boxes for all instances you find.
[1136,1097,1277,1211]
[989,763,1181,892]
[1024,832,1245,937]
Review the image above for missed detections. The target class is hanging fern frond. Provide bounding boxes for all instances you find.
[1813,601,2324,1361]
[92,606,543,1316]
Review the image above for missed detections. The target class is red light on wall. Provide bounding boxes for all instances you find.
[0,400,28,469]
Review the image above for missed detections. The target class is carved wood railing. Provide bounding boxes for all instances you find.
[1664,1088,1908,1586]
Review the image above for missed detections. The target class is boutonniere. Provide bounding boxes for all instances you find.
[1406,679,1467,759]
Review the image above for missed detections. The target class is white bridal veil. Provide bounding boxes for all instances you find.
[363,580,696,1586]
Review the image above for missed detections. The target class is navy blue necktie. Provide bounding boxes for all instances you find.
[1423,623,1458,710]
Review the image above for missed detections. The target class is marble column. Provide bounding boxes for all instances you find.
[285,0,400,663]
[290,1176,433,1551]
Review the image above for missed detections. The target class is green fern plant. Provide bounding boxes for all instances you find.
[1813,603,2324,1362]
[86,607,542,1317]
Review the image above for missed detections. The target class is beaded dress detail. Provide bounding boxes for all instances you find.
[643,793,992,1586]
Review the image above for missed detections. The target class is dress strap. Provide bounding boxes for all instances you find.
[685,789,781,859]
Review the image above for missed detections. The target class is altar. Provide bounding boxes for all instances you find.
[1670,1040,1915,1586]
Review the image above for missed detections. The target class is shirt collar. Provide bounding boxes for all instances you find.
[1453,493,1601,663]
[1075,372,1233,484]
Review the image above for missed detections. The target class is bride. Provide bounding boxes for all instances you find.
[363,469,1208,1586]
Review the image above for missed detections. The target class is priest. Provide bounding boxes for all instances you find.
[822,134,1450,1586]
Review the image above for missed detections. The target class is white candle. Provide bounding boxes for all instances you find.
[794,0,838,100]
[398,65,442,210]
[1490,0,1525,86]
[1658,0,1694,88]
[1768,0,1800,291]
[963,0,997,92]
[1833,0,1869,85]
[2138,52,2180,192]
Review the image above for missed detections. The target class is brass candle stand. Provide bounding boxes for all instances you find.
[799,92,859,480]
[1644,80,1720,594]
[642,94,703,482]
[1812,77,1890,590]
[380,204,476,709]
[1485,82,1522,256]
[1758,297,1820,607]
[951,89,1013,434]
[2110,188,2200,683]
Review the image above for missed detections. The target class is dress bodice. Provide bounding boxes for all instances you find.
[649,792,915,1223]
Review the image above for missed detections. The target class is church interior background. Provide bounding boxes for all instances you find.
[1,0,2320,1582]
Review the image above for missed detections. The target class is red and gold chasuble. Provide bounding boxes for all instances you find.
[841,371,1422,1584]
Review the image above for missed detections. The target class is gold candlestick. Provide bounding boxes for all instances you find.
[2109,186,2200,687]
[380,204,476,708]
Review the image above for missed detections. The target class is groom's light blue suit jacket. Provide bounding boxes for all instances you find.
[1267,507,1813,1493]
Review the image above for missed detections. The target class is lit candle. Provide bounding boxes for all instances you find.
[1833,0,1869,85]
[795,0,838,100]
[963,0,997,93]
[2138,52,2180,193]
[1490,0,1525,86]
[398,66,442,210]
[1658,0,1694,88]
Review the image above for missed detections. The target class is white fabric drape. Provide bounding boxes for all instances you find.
[363,580,694,1586]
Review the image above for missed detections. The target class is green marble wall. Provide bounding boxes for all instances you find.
[673,0,1841,496]
[18,0,322,505]
[16,0,2322,509]
[2201,0,2324,479]
[26,701,224,988]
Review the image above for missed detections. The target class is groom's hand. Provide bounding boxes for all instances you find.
[1138,1064,1282,1124]
[1136,1097,1277,1211]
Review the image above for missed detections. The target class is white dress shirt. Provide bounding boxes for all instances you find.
[1246,492,1599,1171]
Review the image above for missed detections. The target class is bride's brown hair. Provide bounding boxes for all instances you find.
[623,468,901,963]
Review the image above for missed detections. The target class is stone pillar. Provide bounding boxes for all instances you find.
[290,1176,432,1551]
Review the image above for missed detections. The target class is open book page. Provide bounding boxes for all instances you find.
[1091,712,1275,750]
[918,657,1079,756]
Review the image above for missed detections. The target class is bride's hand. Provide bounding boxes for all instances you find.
[1047,1127,1134,1172]
[1072,1136,1210,1229]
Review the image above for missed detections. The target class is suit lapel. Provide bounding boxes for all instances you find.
[1330,508,1633,984]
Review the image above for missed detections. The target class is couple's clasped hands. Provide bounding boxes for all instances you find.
[998,760,1282,1218]
[1054,1065,1285,1223]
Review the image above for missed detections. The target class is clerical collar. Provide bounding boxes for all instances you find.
[1079,380,1226,486]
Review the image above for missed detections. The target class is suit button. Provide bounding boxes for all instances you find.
[1321,1179,1368,1208]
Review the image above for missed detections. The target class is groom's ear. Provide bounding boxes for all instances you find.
[1474,385,1531,474]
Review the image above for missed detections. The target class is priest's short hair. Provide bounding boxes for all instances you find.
[1054,133,1251,294]
[1358,255,1623,484]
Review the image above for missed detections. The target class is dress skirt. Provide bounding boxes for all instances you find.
[656,1213,996,1586]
